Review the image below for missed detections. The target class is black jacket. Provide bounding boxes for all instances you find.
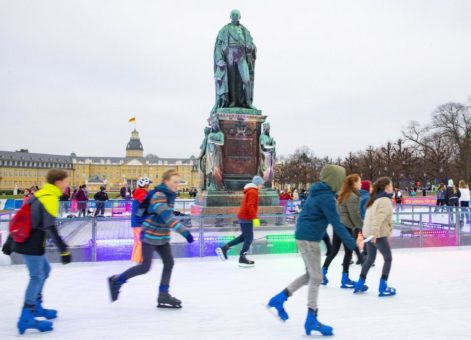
[445,186,460,206]
[94,191,109,202]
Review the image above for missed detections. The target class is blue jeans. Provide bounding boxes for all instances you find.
[226,220,254,255]
[23,255,51,306]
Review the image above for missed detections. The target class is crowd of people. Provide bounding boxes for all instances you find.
[12,164,471,336]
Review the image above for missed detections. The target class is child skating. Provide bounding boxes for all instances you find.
[267,165,357,336]
[108,170,194,308]
[353,177,396,297]
[4,169,72,334]
[216,176,264,267]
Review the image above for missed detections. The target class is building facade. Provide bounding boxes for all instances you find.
[0,130,198,193]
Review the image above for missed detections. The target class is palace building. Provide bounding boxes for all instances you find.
[0,129,198,192]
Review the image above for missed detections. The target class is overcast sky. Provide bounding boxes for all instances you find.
[1,0,471,160]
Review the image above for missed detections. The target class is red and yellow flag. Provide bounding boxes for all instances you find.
[128,116,136,123]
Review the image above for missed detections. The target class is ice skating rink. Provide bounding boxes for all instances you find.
[1,246,470,339]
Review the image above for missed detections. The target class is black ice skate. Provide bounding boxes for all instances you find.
[239,254,255,267]
[215,245,229,261]
[108,275,124,302]
[157,292,182,309]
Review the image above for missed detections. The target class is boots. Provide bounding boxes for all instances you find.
[267,289,289,321]
[17,304,53,335]
[378,279,396,297]
[353,277,369,294]
[157,285,182,308]
[340,272,357,289]
[304,308,333,336]
[239,253,255,267]
[108,275,126,302]
[34,295,57,319]
[321,267,329,285]
[215,245,229,261]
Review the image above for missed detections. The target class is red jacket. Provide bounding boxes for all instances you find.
[237,183,259,220]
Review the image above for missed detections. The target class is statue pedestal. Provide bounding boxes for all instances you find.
[216,108,266,191]
[195,107,282,216]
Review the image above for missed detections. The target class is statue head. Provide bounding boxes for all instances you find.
[230,9,241,24]
[263,122,271,134]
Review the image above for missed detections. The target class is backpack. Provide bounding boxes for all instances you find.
[9,198,35,243]
[135,189,158,218]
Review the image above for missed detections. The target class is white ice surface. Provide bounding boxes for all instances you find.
[1,247,471,340]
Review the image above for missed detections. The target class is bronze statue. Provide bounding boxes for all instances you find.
[211,9,257,113]
[259,122,276,185]
[205,120,225,190]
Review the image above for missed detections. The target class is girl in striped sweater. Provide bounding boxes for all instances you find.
[108,169,194,308]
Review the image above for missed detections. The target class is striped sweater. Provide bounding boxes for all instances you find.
[141,183,188,246]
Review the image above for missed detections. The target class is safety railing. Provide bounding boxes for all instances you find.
[1,205,470,264]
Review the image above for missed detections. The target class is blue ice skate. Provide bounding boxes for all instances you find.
[304,308,333,336]
[378,279,396,297]
[353,278,368,293]
[17,306,53,335]
[340,272,356,289]
[267,290,289,321]
[34,295,57,319]
[321,267,329,285]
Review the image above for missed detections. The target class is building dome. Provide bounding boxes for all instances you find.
[126,129,144,159]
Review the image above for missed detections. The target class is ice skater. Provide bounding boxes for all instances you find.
[3,170,72,334]
[108,170,194,308]
[216,176,264,267]
[353,177,396,297]
[321,174,363,288]
[267,165,357,336]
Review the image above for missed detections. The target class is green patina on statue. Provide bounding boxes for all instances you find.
[211,9,257,113]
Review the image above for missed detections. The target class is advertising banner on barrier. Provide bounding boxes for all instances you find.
[402,196,437,206]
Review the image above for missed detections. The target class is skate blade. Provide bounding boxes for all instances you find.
[157,303,182,309]
[215,248,227,261]
[238,263,255,268]
[265,304,287,323]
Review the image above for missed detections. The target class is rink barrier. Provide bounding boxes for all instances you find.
[1,208,470,264]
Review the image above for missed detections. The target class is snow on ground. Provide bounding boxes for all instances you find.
[1,246,471,340]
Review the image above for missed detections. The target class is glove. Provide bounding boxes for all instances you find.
[252,218,261,228]
[61,251,72,264]
[182,231,194,243]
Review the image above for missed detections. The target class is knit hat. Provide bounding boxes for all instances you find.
[361,180,372,192]
[252,176,264,186]
[320,165,346,193]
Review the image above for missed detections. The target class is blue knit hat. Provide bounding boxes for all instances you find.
[252,176,264,186]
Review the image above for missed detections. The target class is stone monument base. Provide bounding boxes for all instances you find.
[192,189,283,216]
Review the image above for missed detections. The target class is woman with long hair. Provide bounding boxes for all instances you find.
[458,180,470,226]
[445,179,460,224]
[353,177,396,297]
[321,174,363,288]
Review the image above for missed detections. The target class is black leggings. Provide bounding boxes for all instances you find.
[360,237,392,281]
[121,242,174,287]
[322,232,332,256]
[322,226,353,274]
[226,220,254,255]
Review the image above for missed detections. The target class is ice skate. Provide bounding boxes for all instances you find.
[158,292,182,309]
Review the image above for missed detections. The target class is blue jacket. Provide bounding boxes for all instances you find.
[141,183,189,245]
[359,189,370,220]
[295,182,356,250]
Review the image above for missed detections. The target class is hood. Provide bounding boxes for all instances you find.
[244,183,258,192]
[154,183,176,197]
[309,182,335,197]
[34,183,62,218]
[133,187,148,202]
[320,165,346,193]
